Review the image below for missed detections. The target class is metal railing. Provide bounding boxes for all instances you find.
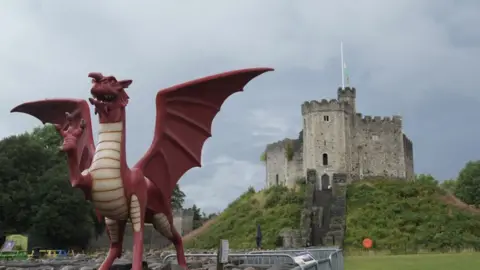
[249,247,340,261]
[163,248,344,270]
[164,253,303,268]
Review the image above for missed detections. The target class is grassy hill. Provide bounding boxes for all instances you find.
[184,179,480,252]
[345,179,480,252]
[184,185,305,249]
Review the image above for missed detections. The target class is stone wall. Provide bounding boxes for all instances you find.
[264,85,414,188]
[88,209,194,251]
[403,134,414,180]
[265,140,287,187]
[173,209,194,235]
[88,223,171,250]
[302,99,352,190]
[265,139,303,188]
[325,173,347,247]
[352,114,408,180]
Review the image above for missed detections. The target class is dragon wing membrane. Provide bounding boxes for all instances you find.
[10,99,96,172]
[134,68,273,198]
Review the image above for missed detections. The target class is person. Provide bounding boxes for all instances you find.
[256,224,262,249]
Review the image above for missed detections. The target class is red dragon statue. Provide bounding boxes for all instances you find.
[10,67,273,270]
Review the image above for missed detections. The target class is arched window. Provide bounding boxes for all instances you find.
[275,174,279,185]
[322,153,328,166]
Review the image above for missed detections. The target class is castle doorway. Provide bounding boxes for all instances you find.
[321,174,330,190]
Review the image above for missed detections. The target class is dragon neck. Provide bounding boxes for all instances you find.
[95,109,128,170]
[65,150,81,187]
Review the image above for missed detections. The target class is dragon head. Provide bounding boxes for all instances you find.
[55,112,86,152]
[88,72,132,123]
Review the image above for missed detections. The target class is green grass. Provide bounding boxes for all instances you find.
[345,253,480,270]
[184,185,305,249]
[345,179,480,251]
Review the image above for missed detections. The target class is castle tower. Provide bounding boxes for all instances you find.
[301,92,355,190]
[337,87,356,113]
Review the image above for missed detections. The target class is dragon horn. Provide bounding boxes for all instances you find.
[88,72,104,82]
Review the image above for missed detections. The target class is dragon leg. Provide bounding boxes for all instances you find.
[98,218,126,270]
[130,192,147,270]
[171,227,187,268]
[152,213,187,269]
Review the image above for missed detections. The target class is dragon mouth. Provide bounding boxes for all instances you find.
[92,94,117,103]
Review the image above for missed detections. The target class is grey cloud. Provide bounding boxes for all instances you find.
[1,0,479,212]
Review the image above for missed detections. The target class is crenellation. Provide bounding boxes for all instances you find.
[301,99,353,115]
[337,87,356,97]
[265,84,413,248]
[265,139,288,152]
[267,85,413,189]
[265,137,304,188]
[354,114,402,128]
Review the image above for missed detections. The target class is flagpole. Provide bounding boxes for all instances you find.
[341,41,345,89]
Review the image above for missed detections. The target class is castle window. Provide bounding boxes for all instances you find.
[322,153,329,166]
[323,115,329,121]
[276,174,279,185]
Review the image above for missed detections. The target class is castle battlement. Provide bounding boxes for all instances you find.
[265,139,289,152]
[301,99,353,115]
[265,84,414,192]
[265,138,302,153]
[337,87,356,97]
[355,113,402,126]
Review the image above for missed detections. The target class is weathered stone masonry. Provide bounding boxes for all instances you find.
[265,86,414,247]
[264,86,414,189]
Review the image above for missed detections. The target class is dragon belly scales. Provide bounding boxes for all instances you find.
[83,122,129,220]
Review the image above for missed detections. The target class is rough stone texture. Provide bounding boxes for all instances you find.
[173,208,195,236]
[265,86,415,189]
[265,139,303,189]
[328,173,348,248]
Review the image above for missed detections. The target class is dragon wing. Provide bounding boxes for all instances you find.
[134,67,274,199]
[11,99,95,172]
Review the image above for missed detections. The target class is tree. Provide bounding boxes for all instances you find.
[0,125,95,248]
[415,174,438,186]
[171,184,186,210]
[191,204,202,229]
[440,179,457,193]
[456,161,480,207]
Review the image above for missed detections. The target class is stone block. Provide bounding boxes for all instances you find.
[330,206,345,217]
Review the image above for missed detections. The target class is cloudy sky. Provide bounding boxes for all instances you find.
[1,1,479,213]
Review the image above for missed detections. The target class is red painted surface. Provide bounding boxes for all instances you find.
[362,238,373,249]
[11,67,274,270]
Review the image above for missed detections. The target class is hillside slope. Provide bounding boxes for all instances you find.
[183,185,305,249]
[345,180,480,252]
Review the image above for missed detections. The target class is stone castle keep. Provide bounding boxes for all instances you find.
[264,86,414,190]
[265,86,414,247]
